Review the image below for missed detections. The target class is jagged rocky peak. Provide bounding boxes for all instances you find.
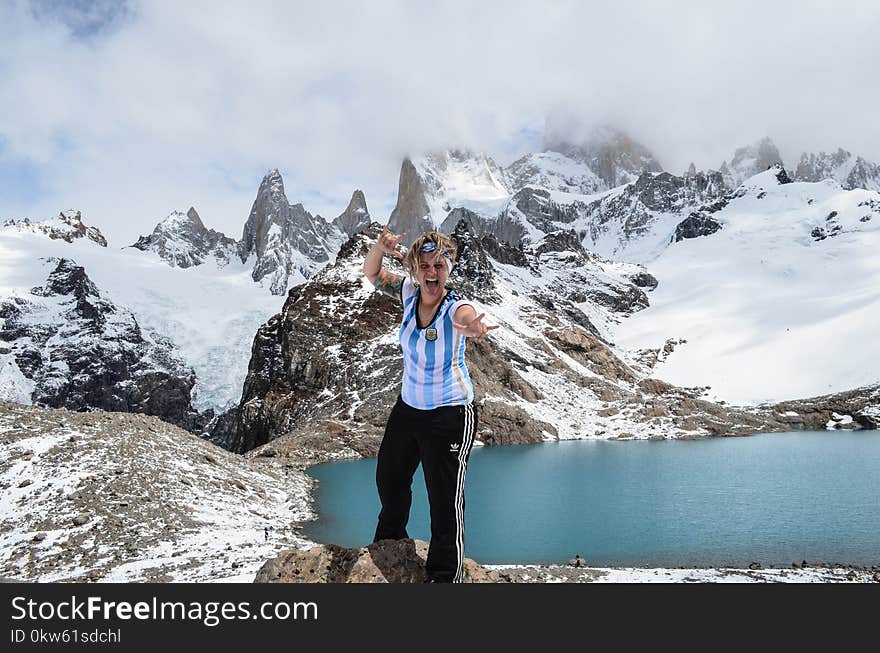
[130,207,238,269]
[542,124,663,189]
[387,158,434,244]
[720,137,784,189]
[795,148,880,191]
[332,189,371,238]
[239,168,289,261]
[2,210,108,247]
[388,149,509,246]
[239,168,345,295]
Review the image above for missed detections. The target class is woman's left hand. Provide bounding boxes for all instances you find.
[453,312,499,339]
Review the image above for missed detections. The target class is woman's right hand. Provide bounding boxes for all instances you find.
[378,224,405,259]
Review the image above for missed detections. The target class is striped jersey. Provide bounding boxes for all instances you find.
[398,277,475,410]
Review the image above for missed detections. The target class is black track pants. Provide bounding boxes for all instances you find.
[374,396,477,583]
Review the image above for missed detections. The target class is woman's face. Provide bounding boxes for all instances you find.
[415,251,449,301]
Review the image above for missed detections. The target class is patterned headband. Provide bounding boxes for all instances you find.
[418,241,453,272]
[419,242,453,260]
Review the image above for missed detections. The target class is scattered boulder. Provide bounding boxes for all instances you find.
[254,539,499,583]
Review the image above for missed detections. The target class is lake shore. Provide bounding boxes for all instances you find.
[488,563,880,583]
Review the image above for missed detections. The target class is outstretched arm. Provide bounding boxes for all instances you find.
[453,306,499,340]
[364,224,406,299]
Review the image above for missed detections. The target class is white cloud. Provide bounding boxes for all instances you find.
[1,0,879,244]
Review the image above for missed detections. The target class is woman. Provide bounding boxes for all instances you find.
[363,225,497,583]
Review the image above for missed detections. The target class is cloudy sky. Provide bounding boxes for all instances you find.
[1,0,879,244]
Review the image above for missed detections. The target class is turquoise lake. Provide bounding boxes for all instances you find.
[303,430,880,567]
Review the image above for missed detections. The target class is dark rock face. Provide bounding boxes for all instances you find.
[774,166,793,185]
[201,406,239,449]
[238,169,343,294]
[478,232,529,267]
[448,220,499,303]
[130,207,238,268]
[674,213,723,242]
[508,188,585,234]
[533,229,588,257]
[628,271,658,290]
[331,190,371,238]
[234,227,406,453]
[388,159,434,246]
[0,258,205,431]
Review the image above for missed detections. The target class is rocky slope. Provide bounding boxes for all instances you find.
[0,401,312,582]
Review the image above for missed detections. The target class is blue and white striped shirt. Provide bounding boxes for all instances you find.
[399,277,475,410]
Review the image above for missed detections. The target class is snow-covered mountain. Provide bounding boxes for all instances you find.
[232,220,846,455]
[387,150,510,244]
[3,129,879,454]
[1,167,364,438]
[506,150,606,196]
[719,137,784,189]
[0,257,202,429]
[131,170,349,295]
[615,165,880,404]
[3,210,107,247]
[794,148,880,191]
[543,125,664,189]
[1,208,284,424]
[385,130,726,262]
[130,207,238,268]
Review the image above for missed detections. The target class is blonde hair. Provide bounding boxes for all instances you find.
[404,231,458,281]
